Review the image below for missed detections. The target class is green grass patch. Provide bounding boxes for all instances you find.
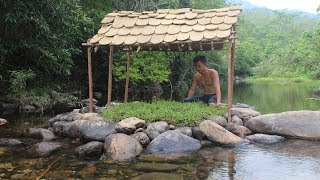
[101,101,227,127]
[246,77,320,86]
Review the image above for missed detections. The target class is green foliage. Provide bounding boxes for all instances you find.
[237,9,320,79]
[101,101,227,126]
[8,70,36,106]
[113,52,173,84]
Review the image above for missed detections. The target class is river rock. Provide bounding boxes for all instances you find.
[199,120,244,145]
[29,128,57,141]
[231,116,243,126]
[206,116,227,127]
[173,127,192,137]
[145,121,169,140]
[67,119,116,141]
[0,138,26,147]
[147,130,201,154]
[314,89,320,97]
[79,105,102,114]
[244,110,320,140]
[245,134,285,144]
[131,172,190,180]
[75,141,104,156]
[191,126,206,140]
[29,142,62,156]
[0,118,7,126]
[130,132,150,147]
[231,107,261,119]
[226,123,252,138]
[52,121,72,136]
[104,133,143,161]
[22,105,36,113]
[116,117,146,134]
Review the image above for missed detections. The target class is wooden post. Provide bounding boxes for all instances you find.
[231,25,236,105]
[227,25,236,123]
[124,49,131,103]
[107,46,113,105]
[87,47,93,113]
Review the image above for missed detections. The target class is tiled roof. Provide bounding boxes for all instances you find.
[89,6,242,51]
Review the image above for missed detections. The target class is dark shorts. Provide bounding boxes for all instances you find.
[184,94,217,104]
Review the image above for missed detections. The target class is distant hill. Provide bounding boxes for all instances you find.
[229,0,319,19]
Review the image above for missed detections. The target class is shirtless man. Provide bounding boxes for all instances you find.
[184,55,222,106]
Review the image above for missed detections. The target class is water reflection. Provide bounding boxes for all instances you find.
[221,81,320,114]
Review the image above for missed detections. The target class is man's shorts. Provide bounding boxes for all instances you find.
[184,94,217,104]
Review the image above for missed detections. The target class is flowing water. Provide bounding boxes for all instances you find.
[1,80,320,179]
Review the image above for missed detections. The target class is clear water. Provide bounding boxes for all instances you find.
[1,81,320,179]
[222,80,320,114]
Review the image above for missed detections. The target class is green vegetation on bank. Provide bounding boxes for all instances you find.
[101,101,227,127]
[246,77,320,87]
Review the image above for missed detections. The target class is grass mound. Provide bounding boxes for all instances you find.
[101,101,227,127]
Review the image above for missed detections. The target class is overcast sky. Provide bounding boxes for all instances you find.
[245,0,320,14]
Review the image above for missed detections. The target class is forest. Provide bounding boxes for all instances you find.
[0,0,319,110]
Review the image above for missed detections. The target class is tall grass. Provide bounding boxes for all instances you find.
[101,101,227,127]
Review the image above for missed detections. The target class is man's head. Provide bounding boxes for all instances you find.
[193,56,207,74]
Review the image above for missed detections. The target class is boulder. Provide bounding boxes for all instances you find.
[82,98,98,106]
[234,103,256,110]
[191,126,206,140]
[226,123,252,138]
[116,117,146,134]
[145,121,169,140]
[52,121,72,136]
[0,138,26,147]
[104,133,143,161]
[199,120,244,145]
[29,128,57,141]
[79,105,102,114]
[67,119,116,141]
[130,132,150,147]
[231,107,261,119]
[0,118,7,126]
[173,127,192,137]
[244,110,320,140]
[231,116,243,126]
[206,116,227,127]
[28,142,62,156]
[22,105,36,113]
[75,141,104,156]
[245,134,285,144]
[147,130,201,154]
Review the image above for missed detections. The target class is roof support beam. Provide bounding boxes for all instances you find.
[227,25,236,123]
[107,46,113,106]
[124,48,131,103]
[87,47,94,113]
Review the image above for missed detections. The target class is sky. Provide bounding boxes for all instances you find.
[245,0,320,14]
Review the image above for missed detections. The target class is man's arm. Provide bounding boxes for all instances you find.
[187,74,198,98]
[213,71,221,104]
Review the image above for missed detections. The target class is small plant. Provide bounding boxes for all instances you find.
[101,100,227,127]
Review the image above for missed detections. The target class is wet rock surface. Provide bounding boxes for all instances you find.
[245,134,285,144]
[200,120,244,145]
[104,133,143,161]
[75,141,104,156]
[245,111,320,140]
[28,142,62,156]
[147,130,201,154]
[0,138,26,147]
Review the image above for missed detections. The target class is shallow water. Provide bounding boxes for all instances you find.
[1,116,320,179]
[1,80,320,179]
[221,80,320,114]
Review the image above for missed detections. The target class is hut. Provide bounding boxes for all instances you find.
[82,6,242,122]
